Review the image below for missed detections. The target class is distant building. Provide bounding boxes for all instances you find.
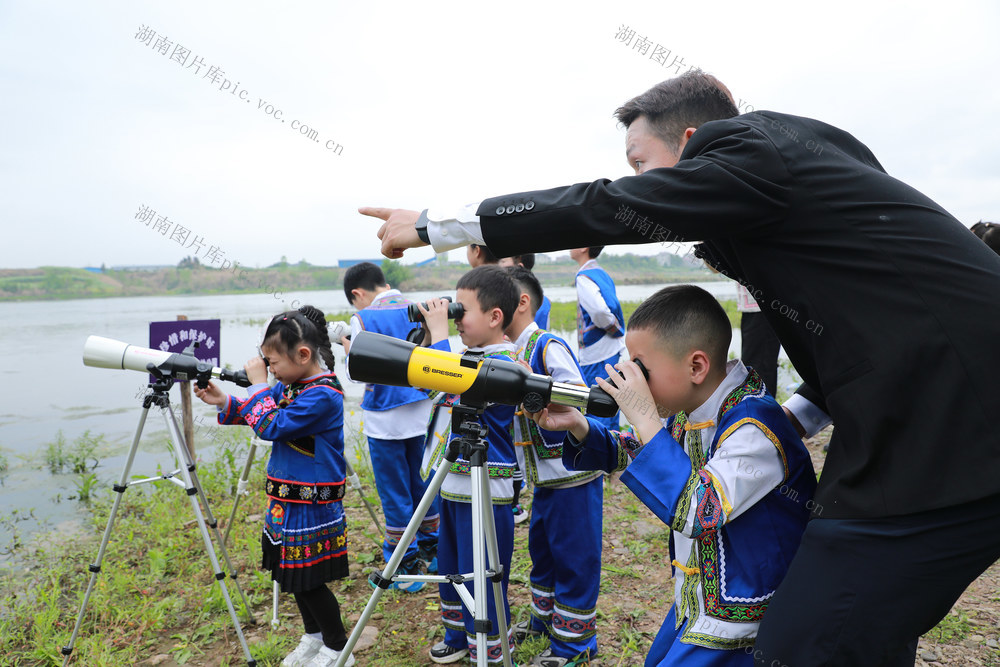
[337,259,384,268]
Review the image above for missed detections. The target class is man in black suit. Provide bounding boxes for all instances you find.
[362,72,1000,666]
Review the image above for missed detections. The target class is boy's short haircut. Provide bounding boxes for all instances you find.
[628,285,732,371]
[512,253,536,270]
[470,243,500,264]
[343,262,387,304]
[506,266,544,316]
[457,265,519,329]
[587,247,605,259]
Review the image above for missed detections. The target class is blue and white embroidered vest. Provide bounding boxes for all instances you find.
[512,329,602,487]
[576,267,624,349]
[420,345,519,504]
[665,372,816,625]
[356,297,429,411]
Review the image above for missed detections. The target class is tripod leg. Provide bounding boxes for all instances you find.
[345,460,385,537]
[469,461,490,667]
[475,463,513,667]
[165,404,257,625]
[334,452,453,667]
[162,407,257,665]
[272,581,281,629]
[222,437,260,549]
[61,406,152,666]
[468,461,513,667]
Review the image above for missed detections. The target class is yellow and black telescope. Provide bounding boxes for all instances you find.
[347,331,618,417]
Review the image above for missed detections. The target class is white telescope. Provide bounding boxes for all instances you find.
[83,335,250,386]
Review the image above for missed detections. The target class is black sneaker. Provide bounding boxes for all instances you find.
[429,641,469,664]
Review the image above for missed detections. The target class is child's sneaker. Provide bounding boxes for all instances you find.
[512,619,543,644]
[281,634,323,666]
[429,641,469,663]
[417,540,438,574]
[531,647,587,666]
[512,503,530,524]
[303,645,355,667]
[369,555,427,593]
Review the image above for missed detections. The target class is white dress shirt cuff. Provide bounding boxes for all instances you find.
[425,203,485,252]
[783,392,832,438]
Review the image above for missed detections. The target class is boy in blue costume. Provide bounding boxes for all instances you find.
[528,285,816,666]
[341,261,437,586]
[505,266,604,667]
[570,246,625,430]
[419,265,520,665]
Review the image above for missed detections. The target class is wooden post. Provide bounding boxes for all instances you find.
[178,315,196,458]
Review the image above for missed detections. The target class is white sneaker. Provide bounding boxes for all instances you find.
[282,634,324,666]
[303,644,356,667]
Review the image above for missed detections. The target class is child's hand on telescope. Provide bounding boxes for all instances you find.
[194,381,227,407]
[525,403,590,442]
[417,298,451,344]
[596,360,662,444]
[245,356,268,385]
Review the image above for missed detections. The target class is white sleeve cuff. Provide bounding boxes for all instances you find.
[783,392,832,438]
[426,203,485,252]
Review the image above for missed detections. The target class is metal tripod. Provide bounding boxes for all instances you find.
[222,435,385,628]
[336,401,514,667]
[60,373,257,666]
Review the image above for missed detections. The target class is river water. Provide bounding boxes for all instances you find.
[0,281,738,552]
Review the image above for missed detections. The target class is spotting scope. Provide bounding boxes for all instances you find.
[82,335,251,387]
[347,331,618,417]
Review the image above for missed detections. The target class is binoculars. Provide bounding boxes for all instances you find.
[407,297,465,323]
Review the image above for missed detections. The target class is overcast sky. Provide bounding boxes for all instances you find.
[2,0,998,269]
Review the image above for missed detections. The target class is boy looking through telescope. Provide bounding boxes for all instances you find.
[505,266,604,667]
[340,261,438,588]
[527,285,815,667]
[418,264,519,664]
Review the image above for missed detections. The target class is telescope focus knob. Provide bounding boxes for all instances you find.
[522,392,545,414]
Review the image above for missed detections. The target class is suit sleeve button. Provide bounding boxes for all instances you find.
[506,205,516,214]
[525,201,535,211]
[515,204,525,213]
[495,206,505,216]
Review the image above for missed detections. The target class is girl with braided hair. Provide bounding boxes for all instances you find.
[195,305,355,667]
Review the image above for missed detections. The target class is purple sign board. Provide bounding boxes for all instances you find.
[149,319,221,382]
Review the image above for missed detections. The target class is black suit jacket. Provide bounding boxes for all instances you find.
[476,111,1000,519]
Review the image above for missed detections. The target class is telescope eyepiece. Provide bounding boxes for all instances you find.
[407,297,465,323]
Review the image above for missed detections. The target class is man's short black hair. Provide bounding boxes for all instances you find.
[457,265,519,329]
[470,243,499,264]
[971,220,997,240]
[588,247,605,259]
[506,266,544,316]
[342,262,386,304]
[982,227,1000,257]
[614,70,740,152]
[628,284,731,371]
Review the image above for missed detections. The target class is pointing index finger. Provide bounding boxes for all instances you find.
[358,206,393,221]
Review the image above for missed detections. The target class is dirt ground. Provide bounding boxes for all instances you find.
[147,427,1000,666]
